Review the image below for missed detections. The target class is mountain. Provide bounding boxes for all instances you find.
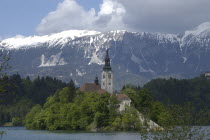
[1,23,210,90]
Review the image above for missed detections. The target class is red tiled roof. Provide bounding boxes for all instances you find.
[116,94,130,101]
[80,83,101,92]
[97,89,107,94]
[80,83,107,94]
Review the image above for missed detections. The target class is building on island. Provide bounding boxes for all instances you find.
[205,71,210,79]
[80,49,131,112]
[80,76,107,94]
[116,94,132,112]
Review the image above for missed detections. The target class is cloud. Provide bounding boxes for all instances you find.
[120,0,210,33]
[36,0,94,35]
[36,0,127,35]
[36,0,210,34]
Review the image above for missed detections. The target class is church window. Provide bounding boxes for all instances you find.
[108,74,111,79]
[103,83,105,85]
[109,83,111,85]
[103,75,105,79]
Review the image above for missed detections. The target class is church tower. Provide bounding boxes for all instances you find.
[101,49,113,94]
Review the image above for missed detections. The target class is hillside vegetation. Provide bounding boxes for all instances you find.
[144,75,210,110]
[0,74,210,129]
[0,74,67,126]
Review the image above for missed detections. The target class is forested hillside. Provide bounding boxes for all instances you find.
[25,85,162,131]
[144,74,210,110]
[25,83,210,131]
[1,74,210,127]
[0,74,67,126]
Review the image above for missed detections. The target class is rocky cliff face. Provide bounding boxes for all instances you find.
[1,23,210,90]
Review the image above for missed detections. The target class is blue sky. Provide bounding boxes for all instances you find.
[0,0,102,37]
[1,0,210,38]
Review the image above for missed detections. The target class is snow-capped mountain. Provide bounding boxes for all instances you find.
[1,22,210,89]
[0,30,100,49]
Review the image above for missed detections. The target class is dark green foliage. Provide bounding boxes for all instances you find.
[122,88,152,110]
[141,103,210,140]
[0,99,34,126]
[25,88,142,131]
[0,52,10,95]
[121,87,159,121]
[0,74,67,105]
[121,78,210,125]
[25,89,113,130]
[144,75,210,110]
[0,74,68,126]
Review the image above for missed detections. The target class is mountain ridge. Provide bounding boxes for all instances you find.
[2,22,210,51]
[0,22,210,89]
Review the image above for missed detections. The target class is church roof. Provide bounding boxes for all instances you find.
[116,94,130,102]
[80,83,106,94]
[97,89,107,94]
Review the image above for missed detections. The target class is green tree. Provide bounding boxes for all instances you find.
[122,88,153,113]
[25,104,42,129]
[150,102,165,123]
[141,103,210,140]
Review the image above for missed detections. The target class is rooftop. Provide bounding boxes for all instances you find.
[80,83,107,94]
[116,94,130,101]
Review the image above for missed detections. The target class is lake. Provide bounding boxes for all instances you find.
[0,127,141,140]
[0,127,210,140]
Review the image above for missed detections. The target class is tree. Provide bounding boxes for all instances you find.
[68,80,76,102]
[0,51,10,136]
[25,104,42,129]
[121,88,153,114]
[141,103,210,140]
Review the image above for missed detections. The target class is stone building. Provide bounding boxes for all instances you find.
[101,49,114,94]
[80,49,113,94]
[116,94,132,112]
[80,49,131,111]
[205,71,210,79]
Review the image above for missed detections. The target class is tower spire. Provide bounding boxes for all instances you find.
[103,49,112,71]
[106,49,109,59]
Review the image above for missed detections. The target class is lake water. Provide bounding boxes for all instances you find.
[0,127,210,140]
[0,127,141,140]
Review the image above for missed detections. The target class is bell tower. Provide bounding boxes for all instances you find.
[101,49,113,94]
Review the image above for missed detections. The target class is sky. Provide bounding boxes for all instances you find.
[0,0,210,39]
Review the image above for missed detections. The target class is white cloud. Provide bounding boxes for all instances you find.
[36,0,95,35]
[36,0,210,34]
[36,0,127,35]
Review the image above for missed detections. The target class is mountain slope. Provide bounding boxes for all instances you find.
[1,23,210,89]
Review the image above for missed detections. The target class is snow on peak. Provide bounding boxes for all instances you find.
[194,22,210,32]
[0,30,101,50]
[109,30,127,33]
[187,22,210,36]
[180,22,210,49]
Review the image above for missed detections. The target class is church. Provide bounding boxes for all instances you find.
[80,49,114,94]
[80,49,131,112]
